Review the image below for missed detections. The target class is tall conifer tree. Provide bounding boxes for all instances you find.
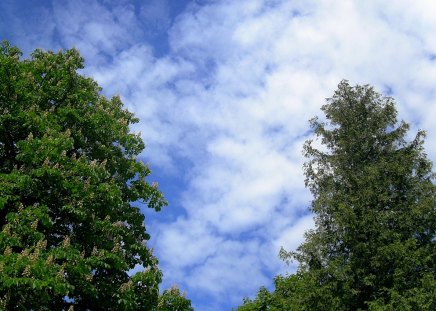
[295,80,435,309]
[238,81,435,310]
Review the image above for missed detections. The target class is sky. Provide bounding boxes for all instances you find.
[1,0,436,310]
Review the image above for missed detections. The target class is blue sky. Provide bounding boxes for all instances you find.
[2,1,436,310]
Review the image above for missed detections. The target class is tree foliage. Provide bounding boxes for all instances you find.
[157,286,194,311]
[0,41,195,310]
[238,81,436,310]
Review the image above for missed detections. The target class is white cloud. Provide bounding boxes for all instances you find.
[148,2,436,309]
[140,0,171,32]
[52,0,143,66]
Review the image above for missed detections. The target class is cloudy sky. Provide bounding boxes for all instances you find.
[2,0,436,310]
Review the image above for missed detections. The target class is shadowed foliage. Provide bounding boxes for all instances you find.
[237,81,436,310]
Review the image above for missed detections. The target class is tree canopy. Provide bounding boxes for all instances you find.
[238,81,436,310]
[0,41,193,310]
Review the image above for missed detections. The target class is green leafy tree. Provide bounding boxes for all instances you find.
[157,286,194,311]
[238,81,435,310]
[237,272,332,311]
[0,41,171,310]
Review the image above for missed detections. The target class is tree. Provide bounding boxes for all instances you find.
[157,286,194,311]
[0,41,174,310]
[238,81,436,310]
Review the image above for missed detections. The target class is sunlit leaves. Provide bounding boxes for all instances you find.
[0,41,168,310]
